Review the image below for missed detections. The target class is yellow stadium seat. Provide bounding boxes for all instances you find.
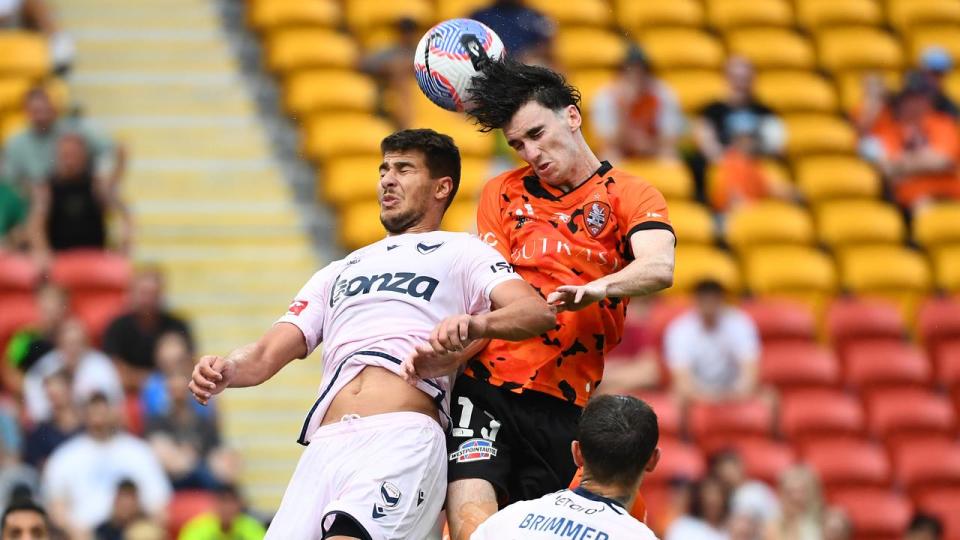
[568,69,616,146]
[795,0,883,32]
[640,29,726,71]
[340,200,385,250]
[726,28,815,70]
[707,0,793,32]
[526,0,612,27]
[669,201,716,245]
[725,201,815,252]
[302,113,394,162]
[837,245,931,321]
[555,29,629,70]
[837,70,902,113]
[914,202,960,250]
[947,71,960,106]
[618,159,694,200]
[437,0,492,20]
[345,0,433,32]
[0,32,50,79]
[933,246,960,292]
[794,156,882,204]
[908,25,960,68]
[408,90,495,158]
[617,0,705,30]
[754,70,838,113]
[247,0,340,32]
[0,77,30,113]
[0,111,25,143]
[442,200,481,233]
[283,70,377,117]
[659,70,728,113]
[816,28,904,74]
[888,0,960,34]
[815,200,906,249]
[266,29,360,74]
[458,158,494,199]
[744,246,837,313]
[672,245,741,295]
[783,113,858,157]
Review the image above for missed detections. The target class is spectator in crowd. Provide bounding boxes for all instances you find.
[93,480,145,540]
[0,179,27,248]
[141,331,213,420]
[905,513,944,540]
[41,393,171,537]
[2,87,121,196]
[470,0,555,67]
[665,476,730,540]
[22,318,123,424]
[1,498,51,540]
[766,465,823,540]
[919,46,959,118]
[123,520,165,540]
[822,507,852,540]
[665,280,761,406]
[0,0,75,73]
[22,370,80,469]
[26,132,132,267]
[599,295,661,393]
[591,45,684,160]
[852,71,895,136]
[710,449,780,525]
[0,435,40,513]
[728,508,764,540]
[178,484,265,540]
[361,17,420,129]
[102,267,193,391]
[3,284,68,393]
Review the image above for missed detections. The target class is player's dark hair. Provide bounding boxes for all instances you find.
[577,394,659,487]
[908,513,944,537]
[2,498,49,533]
[381,128,461,209]
[466,58,581,132]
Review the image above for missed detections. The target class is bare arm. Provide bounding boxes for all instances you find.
[693,117,724,162]
[26,184,51,264]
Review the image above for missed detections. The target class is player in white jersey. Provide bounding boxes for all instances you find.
[187,129,556,540]
[471,394,662,540]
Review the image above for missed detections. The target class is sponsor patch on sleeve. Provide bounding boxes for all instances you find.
[449,438,498,463]
[287,299,308,316]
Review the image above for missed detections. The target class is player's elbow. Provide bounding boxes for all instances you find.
[520,298,556,338]
[650,262,674,292]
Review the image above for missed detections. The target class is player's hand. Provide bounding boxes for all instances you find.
[429,314,484,354]
[401,343,464,384]
[547,282,608,312]
[188,355,235,406]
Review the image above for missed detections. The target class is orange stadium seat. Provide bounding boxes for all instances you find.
[667,201,715,245]
[914,202,960,250]
[339,200,383,250]
[742,298,818,342]
[725,201,815,252]
[867,389,956,444]
[754,70,838,114]
[659,70,728,113]
[934,246,960,293]
[671,245,741,295]
[265,29,360,75]
[707,0,793,31]
[646,439,706,484]
[725,29,815,70]
[640,29,726,71]
[555,29,628,70]
[283,70,376,117]
[816,27,904,74]
[844,340,932,395]
[618,159,693,200]
[302,113,393,162]
[344,0,432,33]
[918,297,960,356]
[895,438,960,499]
[837,246,932,321]
[628,391,681,438]
[816,200,906,250]
[761,342,841,391]
[688,398,773,444]
[803,438,892,489]
[794,0,883,32]
[247,0,340,33]
[742,246,837,313]
[888,0,960,34]
[826,297,906,350]
[917,489,960,540]
[616,0,705,31]
[782,113,858,157]
[525,0,612,27]
[0,31,50,79]
[717,437,797,486]
[829,488,912,540]
[794,155,881,205]
[781,390,865,443]
[908,25,960,69]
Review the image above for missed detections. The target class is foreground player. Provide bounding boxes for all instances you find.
[471,394,661,539]
[406,59,676,539]
[188,129,555,540]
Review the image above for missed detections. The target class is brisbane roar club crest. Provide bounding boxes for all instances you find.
[583,201,611,237]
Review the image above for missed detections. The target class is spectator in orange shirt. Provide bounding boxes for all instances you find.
[919,46,959,119]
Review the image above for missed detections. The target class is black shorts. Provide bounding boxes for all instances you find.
[446,373,582,505]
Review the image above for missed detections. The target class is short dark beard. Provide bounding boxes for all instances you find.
[380,208,424,234]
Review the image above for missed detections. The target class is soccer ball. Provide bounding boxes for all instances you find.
[414,18,505,113]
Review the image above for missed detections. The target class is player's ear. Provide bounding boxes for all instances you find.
[571,440,584,468]
[565,104,582,132]
[434,176,453,202]
[644,447,661,473]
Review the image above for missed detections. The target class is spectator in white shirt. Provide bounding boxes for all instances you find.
[665,476,731,540]
[710,450,780,526]
[664,280,760,405]
[41,393,171,538]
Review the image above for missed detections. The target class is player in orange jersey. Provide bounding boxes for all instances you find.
[405,58,676,540]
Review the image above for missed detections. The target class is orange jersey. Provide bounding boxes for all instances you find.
[465,161,673,406]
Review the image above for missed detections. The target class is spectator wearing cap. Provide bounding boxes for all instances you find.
[177,485,265,540]
[919,46,959,118]
[470,0,555,67]
[591,45,685,160]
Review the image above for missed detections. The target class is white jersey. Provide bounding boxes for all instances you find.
[471,488,659,540]
[277,230,521,444]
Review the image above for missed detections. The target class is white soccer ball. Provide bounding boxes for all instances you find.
[413,18,505,113]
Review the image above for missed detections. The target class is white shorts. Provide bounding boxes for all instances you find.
[265,411,447,540]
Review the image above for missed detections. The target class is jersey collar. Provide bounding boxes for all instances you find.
[572,486,627,514]
[522,160,613,201]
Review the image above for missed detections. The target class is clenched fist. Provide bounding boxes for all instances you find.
[188,355,236,405]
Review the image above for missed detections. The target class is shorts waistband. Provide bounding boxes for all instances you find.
[309,411,442,442]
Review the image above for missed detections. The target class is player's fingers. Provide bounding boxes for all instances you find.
[546,291,562,304]
[198,362,221,383]
[459,318,470,342]
[187,380,210,404]
[574,288,586,304]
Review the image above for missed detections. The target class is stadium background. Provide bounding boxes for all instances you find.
[0,0,960,538]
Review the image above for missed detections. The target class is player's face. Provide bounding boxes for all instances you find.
[378,150,435,233]
[504,101,582,187]
[2,511,48,540]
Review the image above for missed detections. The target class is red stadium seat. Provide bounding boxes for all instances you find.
[936,340,960,394]
[829,488,912,540]
[710,437,797,486]
[781,390,865,443]
[646,438,706,484]
[917,488,960,540]
[629,391,681,438]
[167,490,216,536]
[741,298,817,343]
[0,296,40,351]
[803,438,892,489]
[0,250,40,295]
[826,297,905,352]
[647,297,690,355]
[895,439,960,499]
[867,389,956,445]
[843,340,932,393]
[918,296,960,356]
[760,342,841,392]
[50,250,131,343]
[688,398,774,444]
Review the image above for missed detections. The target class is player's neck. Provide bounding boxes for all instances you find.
[550,147,603,193]
[391,217,442,236]
[577,478,634,508]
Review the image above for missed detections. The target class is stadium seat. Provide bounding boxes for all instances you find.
[0,77,30,114]
[302,113,394,162]
[829,488,912,540]
[50,250,132,341]
[667,201,714,245]
[659,70,728,113]
[671,245,741,295]
[688,399,773,444]
[837,246,932,322]
[0,112,25,143]
[895,438,960,498]
[816,27,904,74]
[741,298,818,343]
[914,202,960,250]
[826,297,906,350]
[867,389,956,444]
[436,0,490,20]
[725,201,815,252]
[917,489,960,540]
[715,437,797,486]
[934,246,960,293]
[628,391,681,437]
[742,246,837,313]
[781,390,865,443]
[247,0,340,33]
[707,0,793,31]
[908,25,960,70]
[283,70,376,117]
[837,70,902,114]
[339,200,384,250]
[167,490,217,536]
[794,0,883,32]
[935,339,960,394]
[815,200,906,250]
[782,113,858,157]
[754,70,838,113]
[568,69,615,146]
[617,0,705,30]
[888,0,960,34]
[265,29,360,74]
[618,159,694,201]
[794,155,881,205]
[555,29,628,71]
[0,250,40,303]
[760,342,841,391]
[0,296,39,353]
[843,340,932,394]
[647,297,691,355]
[802,438,892,488]
[0,32,50,79]
[725,29,815,70]
[321,155,381,205]
[442,200,479,233]
[525,0,612,27]
[917,297,960,356]
[344,0,432,33]
[640,29,726,71]
[646,438,706,484]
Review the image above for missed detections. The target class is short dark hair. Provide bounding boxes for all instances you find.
[116,478,137,493]
[214,483,241,500]
[380,129,461,209]
[693,279,726,296]
[466,58,581,132]
[2,499,48,533]
[908,513,943,537]
[577,394,659,486]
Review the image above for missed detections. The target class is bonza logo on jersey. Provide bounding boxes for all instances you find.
[330,272,439,306]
